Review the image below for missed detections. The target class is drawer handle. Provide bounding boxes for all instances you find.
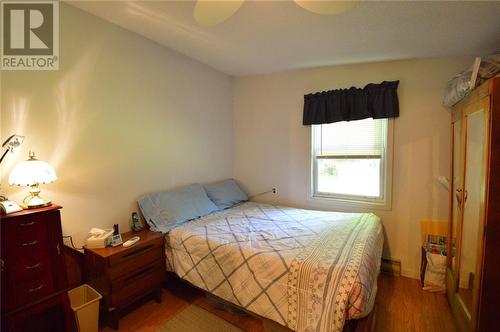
[22,240,38,247]
[20,222,36,227]
[26,263,41,269]
[28,284,44,293]
[124,266,156,283]
[122,244,154,259]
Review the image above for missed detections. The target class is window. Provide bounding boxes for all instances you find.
[311,118,392,209]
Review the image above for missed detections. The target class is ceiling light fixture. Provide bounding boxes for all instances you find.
[294,0,358,15]
[194,0,358,27]
[194,0,245,27]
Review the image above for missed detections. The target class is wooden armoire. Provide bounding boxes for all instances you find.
[446,76,500,331]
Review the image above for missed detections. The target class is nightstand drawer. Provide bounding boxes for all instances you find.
[111,259,163,292]
[111,261,164,306]
[108,246,162,280]
[108,238,163,267]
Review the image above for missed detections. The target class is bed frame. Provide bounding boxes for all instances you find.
[166,272,376,332]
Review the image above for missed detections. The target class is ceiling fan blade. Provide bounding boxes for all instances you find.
[194,0,245,27]
[294,0,358,15]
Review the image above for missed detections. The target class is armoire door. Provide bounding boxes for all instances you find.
[458,96,489,328]
[448,95,490,332]
[449,113,463,284]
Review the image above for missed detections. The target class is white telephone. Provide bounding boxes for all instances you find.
[0,200,22,214]
[86,228,114,248]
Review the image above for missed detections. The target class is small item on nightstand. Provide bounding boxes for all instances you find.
[109,224,123,247]
[123,236,140,247]
[0,200,22,214]
[130,212,143,232]
[86,228,114,248]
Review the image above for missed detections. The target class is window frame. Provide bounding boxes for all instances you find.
[308,118,394,211]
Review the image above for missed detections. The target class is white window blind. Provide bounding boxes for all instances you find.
[312,118,389,203]
[315,118,386,157]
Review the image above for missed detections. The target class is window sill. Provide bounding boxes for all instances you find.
[308,194,392,211]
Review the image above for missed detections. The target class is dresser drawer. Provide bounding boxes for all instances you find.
[13,256,53,283]
[108,238,163,267]
[111,261,164,306]
[7,218,46,237]
[108,245,162,280]
[5,218,50,256]
[3,219,51,285]
[11,274,55,309]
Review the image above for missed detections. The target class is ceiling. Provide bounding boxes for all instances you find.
[68,1,500,76]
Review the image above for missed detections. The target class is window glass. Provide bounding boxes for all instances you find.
[312,118,388,203]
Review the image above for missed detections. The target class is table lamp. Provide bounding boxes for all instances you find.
[9,151,57,209]
[1,134,24,202]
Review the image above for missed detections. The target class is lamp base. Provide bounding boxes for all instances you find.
[22,194,52,209]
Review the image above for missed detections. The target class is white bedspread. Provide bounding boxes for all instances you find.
[165,202,383,332]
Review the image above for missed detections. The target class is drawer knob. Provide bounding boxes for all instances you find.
[20,221,36,227]
[28,284,44,293]
[25,263,41,269]
[21,240,38,247]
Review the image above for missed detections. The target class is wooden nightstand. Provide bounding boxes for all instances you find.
[83,229,166,330]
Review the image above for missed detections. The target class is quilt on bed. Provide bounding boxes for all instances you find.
[165,202,383,332]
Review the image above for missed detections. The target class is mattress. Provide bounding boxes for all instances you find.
[165,202,383,332]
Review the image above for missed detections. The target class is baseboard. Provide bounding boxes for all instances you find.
[400,268,420,280]
[380,257,401,276]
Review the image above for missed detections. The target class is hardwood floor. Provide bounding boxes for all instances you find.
[100,274,457,332]
[374,274,457,332]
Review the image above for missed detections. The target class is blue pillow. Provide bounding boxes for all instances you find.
[138,184,219,233]
[204,179,248,210]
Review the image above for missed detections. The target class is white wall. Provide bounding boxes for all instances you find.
[233,58,471,278]
[0,3,472,279]
[1,4,233,246]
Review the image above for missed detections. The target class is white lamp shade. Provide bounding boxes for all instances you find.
[9,156,57,186]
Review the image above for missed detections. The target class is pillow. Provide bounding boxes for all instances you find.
[204,179,248,210]
[138,184,219,233]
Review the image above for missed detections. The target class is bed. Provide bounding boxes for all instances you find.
[164,201,383,332]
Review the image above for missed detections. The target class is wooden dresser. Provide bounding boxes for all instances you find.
[0,205,72,332]
[84,229,166,330]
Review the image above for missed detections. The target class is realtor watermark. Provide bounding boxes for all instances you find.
[1,0,59,70]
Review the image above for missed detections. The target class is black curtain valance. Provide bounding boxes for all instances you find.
[303,80,400,125]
